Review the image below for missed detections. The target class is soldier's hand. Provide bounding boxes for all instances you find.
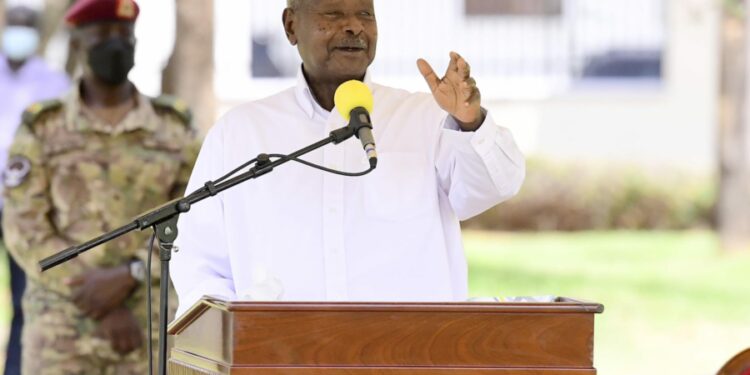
[66,265,137,319]
[95,307,143,355]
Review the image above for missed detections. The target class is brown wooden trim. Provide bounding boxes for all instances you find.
[196,298,603,315]
[171,297,603,335]
[168,361,596,375]
[718,347,750,374]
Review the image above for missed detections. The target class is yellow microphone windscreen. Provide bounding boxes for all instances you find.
[334,80,374,121]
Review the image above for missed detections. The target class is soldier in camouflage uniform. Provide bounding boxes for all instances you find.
[1,0,199,374]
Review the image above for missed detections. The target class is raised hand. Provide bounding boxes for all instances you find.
[417,52,484,131]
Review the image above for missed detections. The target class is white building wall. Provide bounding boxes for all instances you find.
[497,0,719,172]
[131,0,718,173]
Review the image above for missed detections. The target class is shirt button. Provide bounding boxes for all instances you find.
[328,207,337,214]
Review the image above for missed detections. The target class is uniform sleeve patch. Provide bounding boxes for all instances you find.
[3,156,32,188]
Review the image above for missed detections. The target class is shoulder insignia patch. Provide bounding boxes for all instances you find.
[151,95,193,126]
[22,99,63,126]
[2,156,32,188]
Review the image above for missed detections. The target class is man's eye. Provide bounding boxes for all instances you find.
[324,12,343,18]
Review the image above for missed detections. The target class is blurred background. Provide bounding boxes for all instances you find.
[1,0,749,374]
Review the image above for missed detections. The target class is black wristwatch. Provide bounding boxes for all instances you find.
[128,259,146,283]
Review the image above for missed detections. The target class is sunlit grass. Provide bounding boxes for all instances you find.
[465,230,750,375]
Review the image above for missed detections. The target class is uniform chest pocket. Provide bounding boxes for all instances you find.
[363,152,435,221]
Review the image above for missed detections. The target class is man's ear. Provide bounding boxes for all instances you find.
[282,8,298,46]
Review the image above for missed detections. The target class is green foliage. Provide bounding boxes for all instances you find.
[465,158,715,231]
[725,0,746,17]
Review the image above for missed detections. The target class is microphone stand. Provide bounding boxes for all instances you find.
[38,125,357,375]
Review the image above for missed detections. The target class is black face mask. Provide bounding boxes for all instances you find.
[87,38,135,86]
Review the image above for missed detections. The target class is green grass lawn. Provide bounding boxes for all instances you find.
[465,230,750,375]
[1,231,748,374]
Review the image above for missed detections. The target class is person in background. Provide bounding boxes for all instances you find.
[0,5,69,375]
[2,0,199,373]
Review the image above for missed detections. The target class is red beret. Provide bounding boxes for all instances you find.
[65,0,140,27]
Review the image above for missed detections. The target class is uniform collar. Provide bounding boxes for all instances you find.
[64,81,158,134]
[294,65,374,120]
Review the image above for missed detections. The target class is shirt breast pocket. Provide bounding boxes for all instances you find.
[363,152,434,221]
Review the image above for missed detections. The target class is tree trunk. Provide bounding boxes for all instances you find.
[0,1,6,31]
[39,0,78,75]
[39,0,74,53]
[162,0,216,134]
[718,1,750,253]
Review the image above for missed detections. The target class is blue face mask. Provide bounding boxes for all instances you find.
[2,26,40,61]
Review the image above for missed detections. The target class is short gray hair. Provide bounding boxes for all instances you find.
[287,0,303,9]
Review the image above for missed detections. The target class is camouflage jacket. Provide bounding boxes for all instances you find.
[2,83,199,297]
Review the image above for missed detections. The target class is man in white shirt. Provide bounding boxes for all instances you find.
[172,0,525,317]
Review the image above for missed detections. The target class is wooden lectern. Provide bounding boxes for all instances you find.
[168,297,604,374]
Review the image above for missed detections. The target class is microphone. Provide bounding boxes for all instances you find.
[334,80,377,168]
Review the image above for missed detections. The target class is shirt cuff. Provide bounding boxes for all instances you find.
[443,107,488,132]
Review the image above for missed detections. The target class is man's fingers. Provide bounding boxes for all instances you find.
[71,288,84,305]
[121,326,142,354]
[122,333,135,354]
[462,78,477,97]
[448,52,460,73]
[457,55,471,79]
[464,88,481,107]
[90,308,105,320]
[64,276,84,287]
[417,59,440,92]
[115,335,128,354]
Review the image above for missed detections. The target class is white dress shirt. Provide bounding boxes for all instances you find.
[172,70,525,317]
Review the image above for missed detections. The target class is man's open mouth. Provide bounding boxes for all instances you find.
[334,45,366,53]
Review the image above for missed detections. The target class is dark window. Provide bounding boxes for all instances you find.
[581,49,662,80]
[465,0,563,16]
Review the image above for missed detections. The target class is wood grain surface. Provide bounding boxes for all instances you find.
[169,298,603,375]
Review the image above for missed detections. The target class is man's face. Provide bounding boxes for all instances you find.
[2,7,39,62]
[285,0,378,83]
[73,22,136,85]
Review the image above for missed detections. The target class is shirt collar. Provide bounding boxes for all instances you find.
[294,65,374,120]
[64,81,158,134]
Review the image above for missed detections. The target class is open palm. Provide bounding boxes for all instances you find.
[418,52,482,130]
